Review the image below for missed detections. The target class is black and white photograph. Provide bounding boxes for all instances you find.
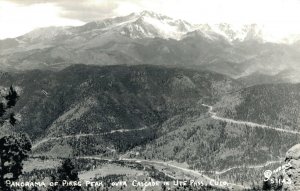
[1,0,300,190]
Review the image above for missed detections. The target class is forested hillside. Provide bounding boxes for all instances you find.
[0,64,239,156]
[216,83,300,131]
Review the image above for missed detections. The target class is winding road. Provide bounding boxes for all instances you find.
[32,103,290,189]
[202,104,300,135]
[79,156,249,190]
[213,160,282,175]
[199,104,294,175]
[32,127,147,149]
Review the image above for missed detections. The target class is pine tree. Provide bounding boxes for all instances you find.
[0,135,32,190]
[48,159,82,191]
[58,159,80,184]
[0,103,5,116]
[262,179,272,190]
[5,85,19,108]
[0,86,32,190]
[0,85,19,125]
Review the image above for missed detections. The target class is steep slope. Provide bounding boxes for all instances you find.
[0,64,239,156]
[237,72,286,86]
[214,83,300,132]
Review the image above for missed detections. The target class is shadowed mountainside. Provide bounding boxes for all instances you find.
[0,64,240,156]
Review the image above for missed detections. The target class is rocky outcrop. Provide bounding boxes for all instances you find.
[283,144,300,190]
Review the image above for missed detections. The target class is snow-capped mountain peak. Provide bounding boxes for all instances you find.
[11,11,300,44]
[116,10,195,40]
[137,10,168,19]
[113,11,266,42]
[61,10,195,40]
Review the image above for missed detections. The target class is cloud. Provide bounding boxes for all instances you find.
[7,0,300,24]
[58,1,119,21]
[0,1,83,39]
[7,0,122,21]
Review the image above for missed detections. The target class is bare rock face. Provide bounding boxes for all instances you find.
[283,144,300,190]
[286,144,300,160]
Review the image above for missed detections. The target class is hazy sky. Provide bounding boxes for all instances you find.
[1,0,300,39]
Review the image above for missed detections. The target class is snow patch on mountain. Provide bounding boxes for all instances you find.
[195,23,264,42]
[101,11,196,40]
[9,11,299,44]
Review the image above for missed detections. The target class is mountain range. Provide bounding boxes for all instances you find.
[1,11,300,83]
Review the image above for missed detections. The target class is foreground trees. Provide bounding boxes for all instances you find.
[48,159,82,191]
[0,135,32,190]
[0,86,32,190]
[0,86,18,125]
